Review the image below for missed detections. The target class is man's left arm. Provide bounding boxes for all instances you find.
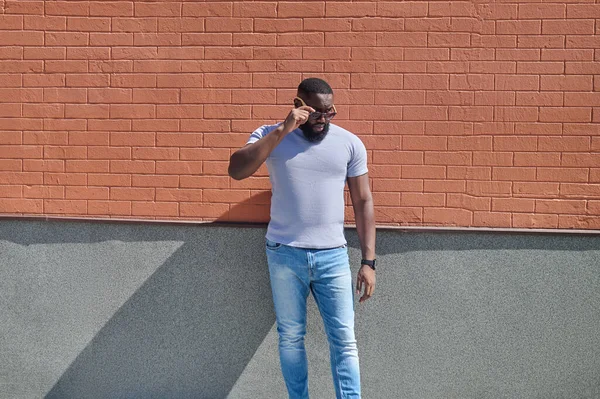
[347,173,376,303]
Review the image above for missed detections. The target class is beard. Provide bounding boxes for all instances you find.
[299,122,329,142]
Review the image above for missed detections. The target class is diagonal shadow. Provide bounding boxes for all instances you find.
[42,225,275,399]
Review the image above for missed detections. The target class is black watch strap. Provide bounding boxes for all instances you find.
[361,259,376,270]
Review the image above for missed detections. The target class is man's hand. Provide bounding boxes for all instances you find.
[356,265,376,303]
[282,105,315,134]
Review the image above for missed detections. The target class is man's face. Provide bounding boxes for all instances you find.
[295,93,335,142]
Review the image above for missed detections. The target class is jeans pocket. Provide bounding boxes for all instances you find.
[266,239,282,250]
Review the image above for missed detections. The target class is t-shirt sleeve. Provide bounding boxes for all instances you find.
[247,124,278,145]
[347,136,368,177]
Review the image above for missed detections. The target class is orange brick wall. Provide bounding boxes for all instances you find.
[0,1,599,229]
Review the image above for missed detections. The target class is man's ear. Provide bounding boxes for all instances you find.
[293,98,302,108]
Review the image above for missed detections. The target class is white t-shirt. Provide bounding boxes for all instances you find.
[247,123,368,248]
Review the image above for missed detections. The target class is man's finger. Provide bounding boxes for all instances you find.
[356,274,362,295]
[299,105,316,113]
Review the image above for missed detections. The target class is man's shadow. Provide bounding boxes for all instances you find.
[35,220,275,399]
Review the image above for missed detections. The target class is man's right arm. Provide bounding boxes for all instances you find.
[228,125,287,180]
[228,105,314,180]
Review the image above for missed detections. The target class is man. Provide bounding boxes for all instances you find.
[228,78,376,399]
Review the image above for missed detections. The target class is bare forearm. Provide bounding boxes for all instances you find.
[228,126,286,180]
[354,198,376,259]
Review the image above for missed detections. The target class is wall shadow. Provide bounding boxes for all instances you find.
[0,221,276,399]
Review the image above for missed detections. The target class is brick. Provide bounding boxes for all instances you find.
[132,89,179,104]
[0,198,43,214]
[132,202,179,217]
[473,212,511,227]
[404,106,448,121]
[422,180,464,193]
[493,137,537,152]
[0,61,43,73]
[447,193,490,211]
[537,168,588,183]
[542,49,593,61]
[475,92,515,106]
[156,189,201,202]
[110,104,155,119]
[44,172,86,186]
[378,2,427,17]
[516,92,562,107]
[135,2,180,17]
[155,161,202,175]
[426,91,474,106]
[519,4,565,19]
[132,175,179,189]
[473,152,513,167]
[470,61,516,74]
[278,32,324,46]
[518,35,565,49]
[497,20,541,35]
[254,18,302,33]
[66,186,109,200]
[278,2,325,18]
[560,183,600,198]
[513,214,558,229]
[539,108,591,123]
[69,131,109,146]
[112,18,157,33]
[562,154,600,168]
[541,76,592,91]
[24,15,66,30]
[543,20,594,35]
[24,48,67,61]
[65,73,109,87]
[90,2,134,17]
[181,120,230,133]
[87,146,131,160]
[110,160,154,174]
[424,208,471,226]
[183,2,232,17]
[513,182,560,198]
[539,137,590,152]
[452,49,495,61]
[450,75,494,91]
[514,153,561,167]
[0,15,23,30]
[111,187,154,201]
[0,160,22,171]
[23,132,68,146]
[88,201,131,216]
[205,18,252,32]
[375,91,424,105]
[448,166,491,181]
[405,48,449,61]
[467,181,512,197]
[132,119,179,132]
[559,216,600,229]
[517,62,564,75]
[23,186,64,199]
[64,104,109,119]
[111,74,156,88]
[428,33,470,48]
[45,32,88,48]
[449,106,494,122]
[493,167,536,181]
[401,193,445,207]
[536,199,586,215]
[402,165,445,179]
[352,18,403,32]
[232,2,276,17]
[492,198,535,213]
[373,121,424,136]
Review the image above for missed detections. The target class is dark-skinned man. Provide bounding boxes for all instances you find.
[229,78,376,399]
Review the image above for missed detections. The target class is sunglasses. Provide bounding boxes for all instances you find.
[294,97,337,121]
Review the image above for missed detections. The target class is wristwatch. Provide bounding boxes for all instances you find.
[361,259,376,271]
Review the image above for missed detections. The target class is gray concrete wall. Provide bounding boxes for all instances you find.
[1,219,599,399]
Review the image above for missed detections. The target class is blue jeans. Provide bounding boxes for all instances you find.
[266,239,361,399]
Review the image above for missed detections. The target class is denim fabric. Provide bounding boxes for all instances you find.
[266,239,360,399]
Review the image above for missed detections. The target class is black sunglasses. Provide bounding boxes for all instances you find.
[294,97,337,121]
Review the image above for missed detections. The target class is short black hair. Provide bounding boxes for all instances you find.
[298,77,333,95]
